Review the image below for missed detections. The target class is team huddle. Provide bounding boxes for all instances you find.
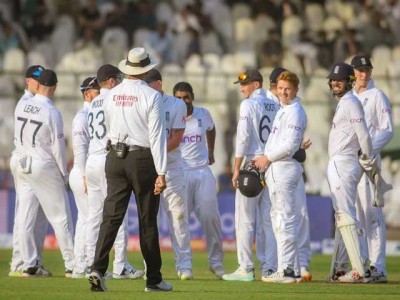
[8,47,393,292]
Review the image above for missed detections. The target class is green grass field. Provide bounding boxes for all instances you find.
[0,249,399,299]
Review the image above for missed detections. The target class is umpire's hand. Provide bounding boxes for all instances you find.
[154,175,166,195]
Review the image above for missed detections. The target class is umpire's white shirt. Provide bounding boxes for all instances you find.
[180,106,214,169]
[328,92,373,158]
[14,93,68,176]
[264,97,307,161]
[235,88,278,161]
[104,78,167,175]
[162,93,186,169]
[352,79,394,153]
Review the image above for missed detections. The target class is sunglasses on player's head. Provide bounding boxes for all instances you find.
[80,77,98,93]
[238,73,247,81]
[32,68,44,78]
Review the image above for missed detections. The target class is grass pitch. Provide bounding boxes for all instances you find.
[0,249,399,299]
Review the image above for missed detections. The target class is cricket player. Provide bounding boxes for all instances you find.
[254,70,307,283]
[257,66,313,282]
[69,77,100,278]
[351,55,393,282]
[13,69,75,276]
[326,62,374,283]
[85,64,144,279]
[144,70,192,280]
[173,81,226,279]
[9,65,51,277]
[222,70,278,282]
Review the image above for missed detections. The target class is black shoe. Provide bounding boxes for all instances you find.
[22,266,39,277]
[88,271,107,292]
[283,267,295,278]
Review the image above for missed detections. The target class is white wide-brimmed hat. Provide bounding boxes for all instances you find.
[118,47,158,75]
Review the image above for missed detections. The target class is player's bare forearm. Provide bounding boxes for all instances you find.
[232,157,244,188]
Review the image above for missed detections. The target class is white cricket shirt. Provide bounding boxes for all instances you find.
[264,97,307,162]
[88,88,110,156]
[352,79,394,153]
[180,106,214,169]
[71,101,90,174]
[162,93,186,169]
[328,92,373,158]
[235,88,278,160]
[14,93,68,176]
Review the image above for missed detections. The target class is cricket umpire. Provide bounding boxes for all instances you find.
[88,47,171,292]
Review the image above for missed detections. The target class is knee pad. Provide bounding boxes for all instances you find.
[336,212,365,277]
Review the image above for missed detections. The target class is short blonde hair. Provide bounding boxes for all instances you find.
[276,71,299,88]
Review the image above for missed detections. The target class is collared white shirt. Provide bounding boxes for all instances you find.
[104,78,167,175]
[71,101,90,174]
[162,93,186,169]
[235,88,278,160]
[328,91,373,158]
[14,93,68,176]
[264,97,307,162]
[88,88,110,156]
[352,79,394,153]
[180,106,214,169]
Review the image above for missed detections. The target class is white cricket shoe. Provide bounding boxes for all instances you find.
[145,280,173,292]
[369,266,388,283]
[261,268,296,284]
[22,265,52,277]
[209,266,227,279]
[301,266,312,282]
[222,268,255,282]
[88,271,107,292]
[113,267,145,279]
[338,270,368,283]
[177,269,193,280]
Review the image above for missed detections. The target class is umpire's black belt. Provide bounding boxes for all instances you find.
[111,145,150,151]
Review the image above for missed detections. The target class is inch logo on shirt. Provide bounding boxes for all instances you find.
[181,135,202,143]
[350,118,363,123]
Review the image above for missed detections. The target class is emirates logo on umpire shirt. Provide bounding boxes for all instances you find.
[165,111,170,122]
[198,119,202,127]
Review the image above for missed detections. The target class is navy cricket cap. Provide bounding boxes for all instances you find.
[269,67,287,84]
[351,55,373,69]
[80,76,100,93]
[234,70,263,84]
[38,69,58,87]
[25,65,45,79]
[144,68,162,83]
[97,64,120,83]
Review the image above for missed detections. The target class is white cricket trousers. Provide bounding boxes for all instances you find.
[185,166,224,269]
[85,153,129,274]
[161,168,192,271]
[237,185,275,272]
[69,166,89,273]
[357,170,386,274]
[256,176,310,273]
[295,176,311,270]
[16,159,74,270]
[9,153,48,271]
[266,160,302,272]
[327,156,368,262]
